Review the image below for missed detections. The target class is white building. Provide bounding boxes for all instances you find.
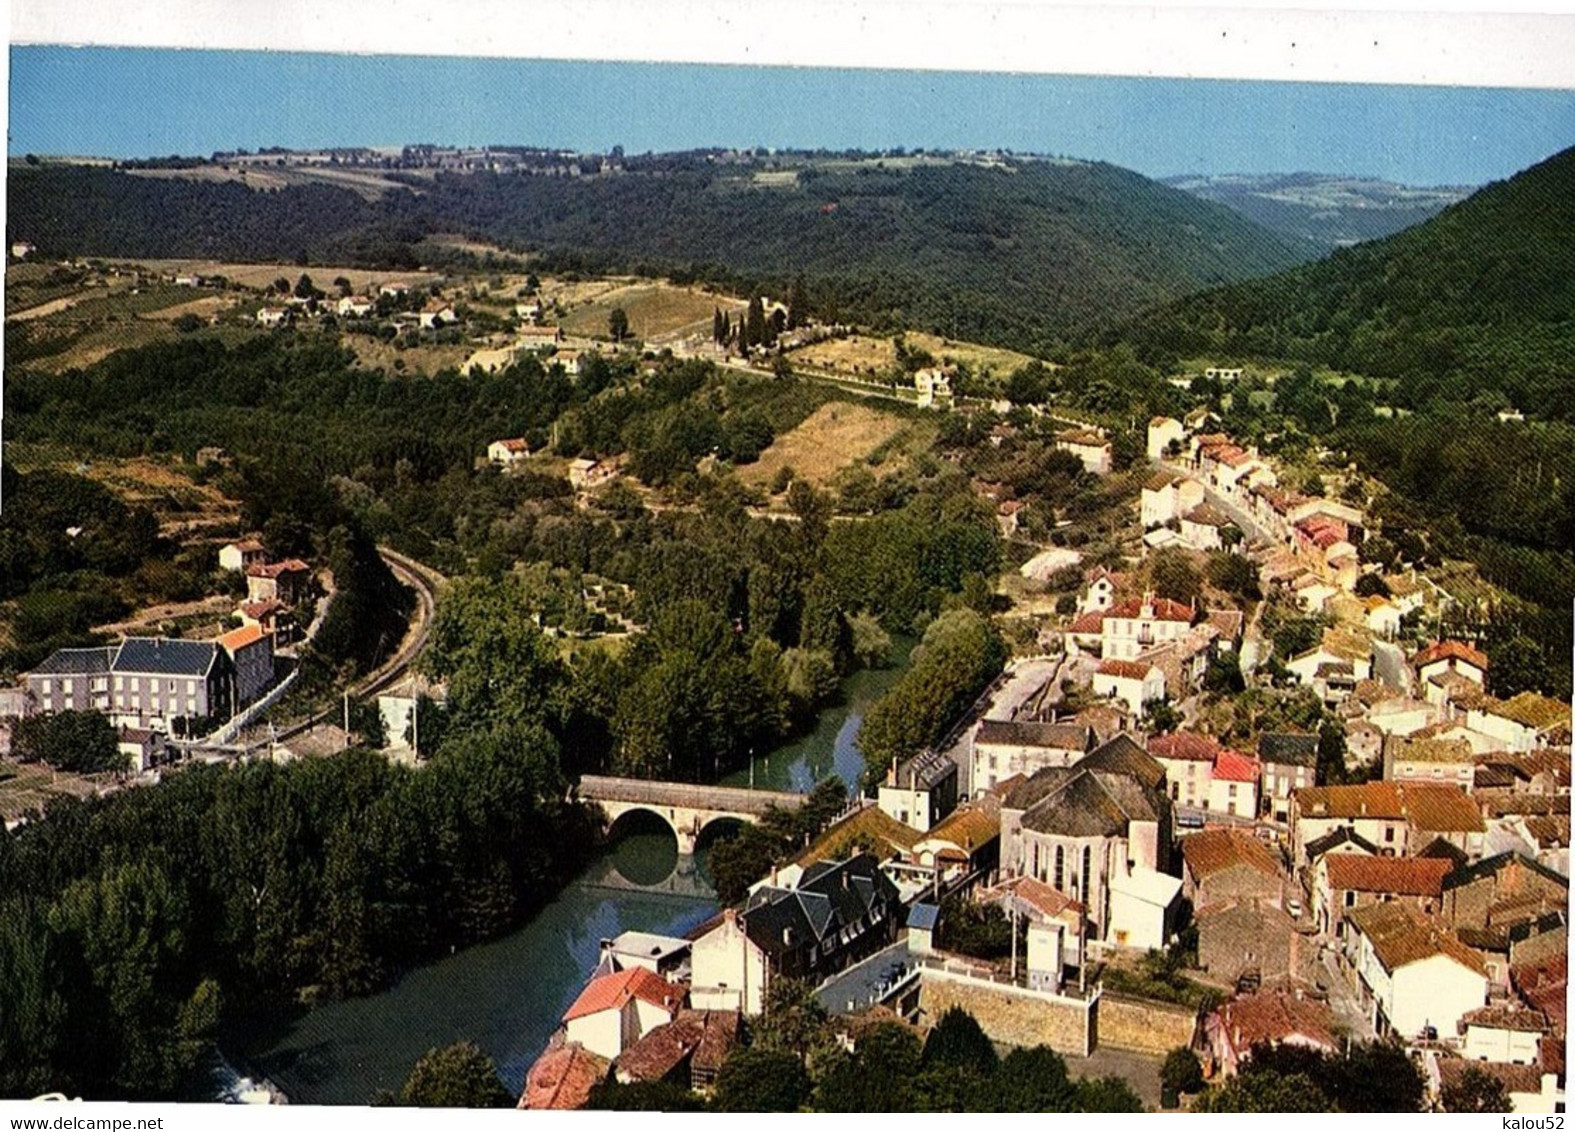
[1345,901,1488,1041]
[1146,416,1186,461]
[561,966,683,1061]
[487,437,532,466]
[1100,595,1195,662]
[1092,659,1166,718]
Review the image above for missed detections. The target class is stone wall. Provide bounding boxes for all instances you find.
[917,972,1093,1056]
[1097,993,1198,1054]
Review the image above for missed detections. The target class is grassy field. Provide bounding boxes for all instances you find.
[792,330,1040,381]
[344,335,476,376]
[0,758,118,825]
[126,163,421,201]
[737,401,931,489]
[122,259,439,293]
[9,445,243,538]
[558,281,745,342]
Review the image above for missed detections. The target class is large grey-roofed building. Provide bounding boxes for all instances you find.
[25,637,237,732]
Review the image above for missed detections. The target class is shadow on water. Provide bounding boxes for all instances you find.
[237,823,717,1106]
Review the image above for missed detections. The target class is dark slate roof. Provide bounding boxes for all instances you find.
[28,646,116,676]
[1441,851,1570,894]
[892,748,957,790]
[743,854,898,961]
[1416,836,1471,870]
[1081,733,1167,791]
[112,637,221,678]
[1304,827,1379,860]
[1019,769,1164,839]
[1259,732,1318,767]
[908,903,941,931]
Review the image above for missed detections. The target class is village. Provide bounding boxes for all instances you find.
[515,403,1570,1114]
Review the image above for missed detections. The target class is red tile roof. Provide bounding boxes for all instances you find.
[1346,902,1487,975]
[1097,659,1157,681]
[1415,640,1489,671]
[1216,991,1338,1055]
[562,966,682,1023]
[1214,749,1261,783]
[1106,596,1195,623]
[1180,828,1282,881]
[1148,731,1222,763]
[521,1040,608,1110]
[1066,611,1107,635]
[216,623,267,652]
[985,875,1084,921]
[247,558,312,578]
[1324,854,1452,897]
[1436,1059,1546,1102]
[1294,782,1483,832]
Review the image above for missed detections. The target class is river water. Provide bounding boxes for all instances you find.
[238,644,911,1105]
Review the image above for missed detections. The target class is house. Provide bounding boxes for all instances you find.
[1100,594,1195,661]
[1146,416,1186,461]
[237,598,296,644]
[568,457,622,491]
[116,726,168,774]
[1209,748,1261,819]
[910,797,1001,882]
[1363,597,1403,638]
[1289,782,1480,867]
[598,931,692,979]
[1204,366,1244,383]
[1139,473,1206,529]
[1285,627,1374,697]
[1416,640,1489,695]
[792,805,923,876]
[552,348,585,377]
[255,306,289,328]
[25,639,238,731]
[1486,813,1570,878]
[217,623,274,710]
[1148,730,1221,811]
[1196,900,1307,985]
[977,875,1086,992]
[335,295,375,317]
[1388,737,1476,793]
[218,538,267,573]
[245,559,313,606]
[519,1037,609,1110]
[1440,852,1569,933]
[971,720,1095,791]
[689,854,901,1015]
[1345,901,1489,1041]
[1179,503,1235,552]
[1459,1004,1549,1065]
[1466,694,1571,754]
[906,903,940,956]
[1092,659,1166,718]
[561,965,684,1061]
[1312,853,1451,941]
[613,1009,739,1092]
[1054,429,1112,475]
[999,736,1178,947]
[1179,828,1284,910]
[913,366,955,408]
[1205,990,1339,1079]
[1079,566,1128,614]
[518,324,565,350]
[378,282,410,297]
[876,748,959,833]
[487,437,532,467]
[23,646,118,715]
[419,299,457,329]
[1434,1059,1565,1115]
[1259,733,1319,823]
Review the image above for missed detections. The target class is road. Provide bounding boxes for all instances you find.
[1318,946,1374,1041]
[1157,459,1273,547]
[1370,637,1411,693]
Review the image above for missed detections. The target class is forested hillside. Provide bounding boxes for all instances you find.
[1128,146,1575,420]
[6,153,1312,349]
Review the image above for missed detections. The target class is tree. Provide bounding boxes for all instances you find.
[1206,552,1260,601]
[1145,699,1183,733]
[11,711,126,773]
[992,1046,1076,1111]
[587,1078,704,1111]
[398,1042,513,1107]
[712,1047,810,1111]
[1160,1046,1204,1108]
[1193,1071,1329,1112]
[921,1006,998,1076]
[1204,651,1245,695]
[293,273,319,300]
[1440,1066,1513,1113]
[1150,549,1202,605]
[1353,572,1391,599]
[608,306,630,343]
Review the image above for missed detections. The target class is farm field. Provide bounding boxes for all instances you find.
[0,758,120,826]
[557,281,745,342]
[791,329,1040,382]
[737,401,932,489]
[122,259,440,293]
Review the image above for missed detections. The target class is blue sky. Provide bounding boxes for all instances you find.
[10,46,1575,185]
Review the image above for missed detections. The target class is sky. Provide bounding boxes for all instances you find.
[9,45,1575,186]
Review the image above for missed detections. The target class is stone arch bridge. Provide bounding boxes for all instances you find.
[577,774,804,854]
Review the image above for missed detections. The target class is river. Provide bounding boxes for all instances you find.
[234,642,913,1105]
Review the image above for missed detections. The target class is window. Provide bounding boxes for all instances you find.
[1344,890,1356,907]
[40,679,52,695]
[114,676,123,691]
[1228,784,1238,798]
[1053,846,1064,891]
[1082,846,1092,892]
[132,677,141,692]
[1171,783,1180,801]
[1384,827,1396,843]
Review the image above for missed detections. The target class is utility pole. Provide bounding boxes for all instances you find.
[1010,899,1018,983]
[343,691,350,748]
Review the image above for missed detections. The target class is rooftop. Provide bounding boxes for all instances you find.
[1215,990,1338,1053]
[1106,596,1195,624]
[1415,640,1489,671]
[1346,902,1487,976]
[975,720,1093,751]
[1148,730,1222,763]
[562,965,682,1023]
[114,637,221,678]
[216,623,267,652]
[1214,749,1261,783]
[1097,658,1158,681]
[1323,854,1452,897]
[1180,828,1282,882]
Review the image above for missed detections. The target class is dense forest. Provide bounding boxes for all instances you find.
[7,154,1311,351]
[0,741,597,1099]
[1127,146,1575,421]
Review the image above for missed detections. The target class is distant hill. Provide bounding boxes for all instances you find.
[6,151,1314,351]
[1162,172,1471,250]
[1129,146,1575,419]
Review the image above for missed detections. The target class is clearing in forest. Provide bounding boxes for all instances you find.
[738,401,913,488]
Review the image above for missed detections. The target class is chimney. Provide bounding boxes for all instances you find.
[889,757,898,787]
[723,907,737,926]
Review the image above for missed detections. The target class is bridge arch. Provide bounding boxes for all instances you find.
[578,774,804,855]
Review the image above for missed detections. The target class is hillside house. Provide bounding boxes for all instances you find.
[1363,597,1404,638]
[1147,730,1222,812]
[1209,748,1261,819]
[1465,694,1570,754]
[1054,429,1112,475]
[1139,473,1205,529]
[1146,416,1186,460]
[568,457,621,491]
[612,1009,739,1092]
[1100,594,1195,661]
[913,366,955,408]
[26,639,241,733]
[1459,1004,1549,1066]
[116,726,169,774]
[419,299,457,329]
[1387,737,1476,793]
[1439,852,1569,934]
[1179,503,1235,552]
[218,538,267,573]
[488,437,532,467]
[1290,782,1482,868]
[245,559,313,606]
[217,623,275,710]
[1079,567,1128,614]
[1434,1059,1565,1115]
[335,295,375,317]
[1092,659,1165,718]
[1416,640,1489,706]
[237,598,296,644]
